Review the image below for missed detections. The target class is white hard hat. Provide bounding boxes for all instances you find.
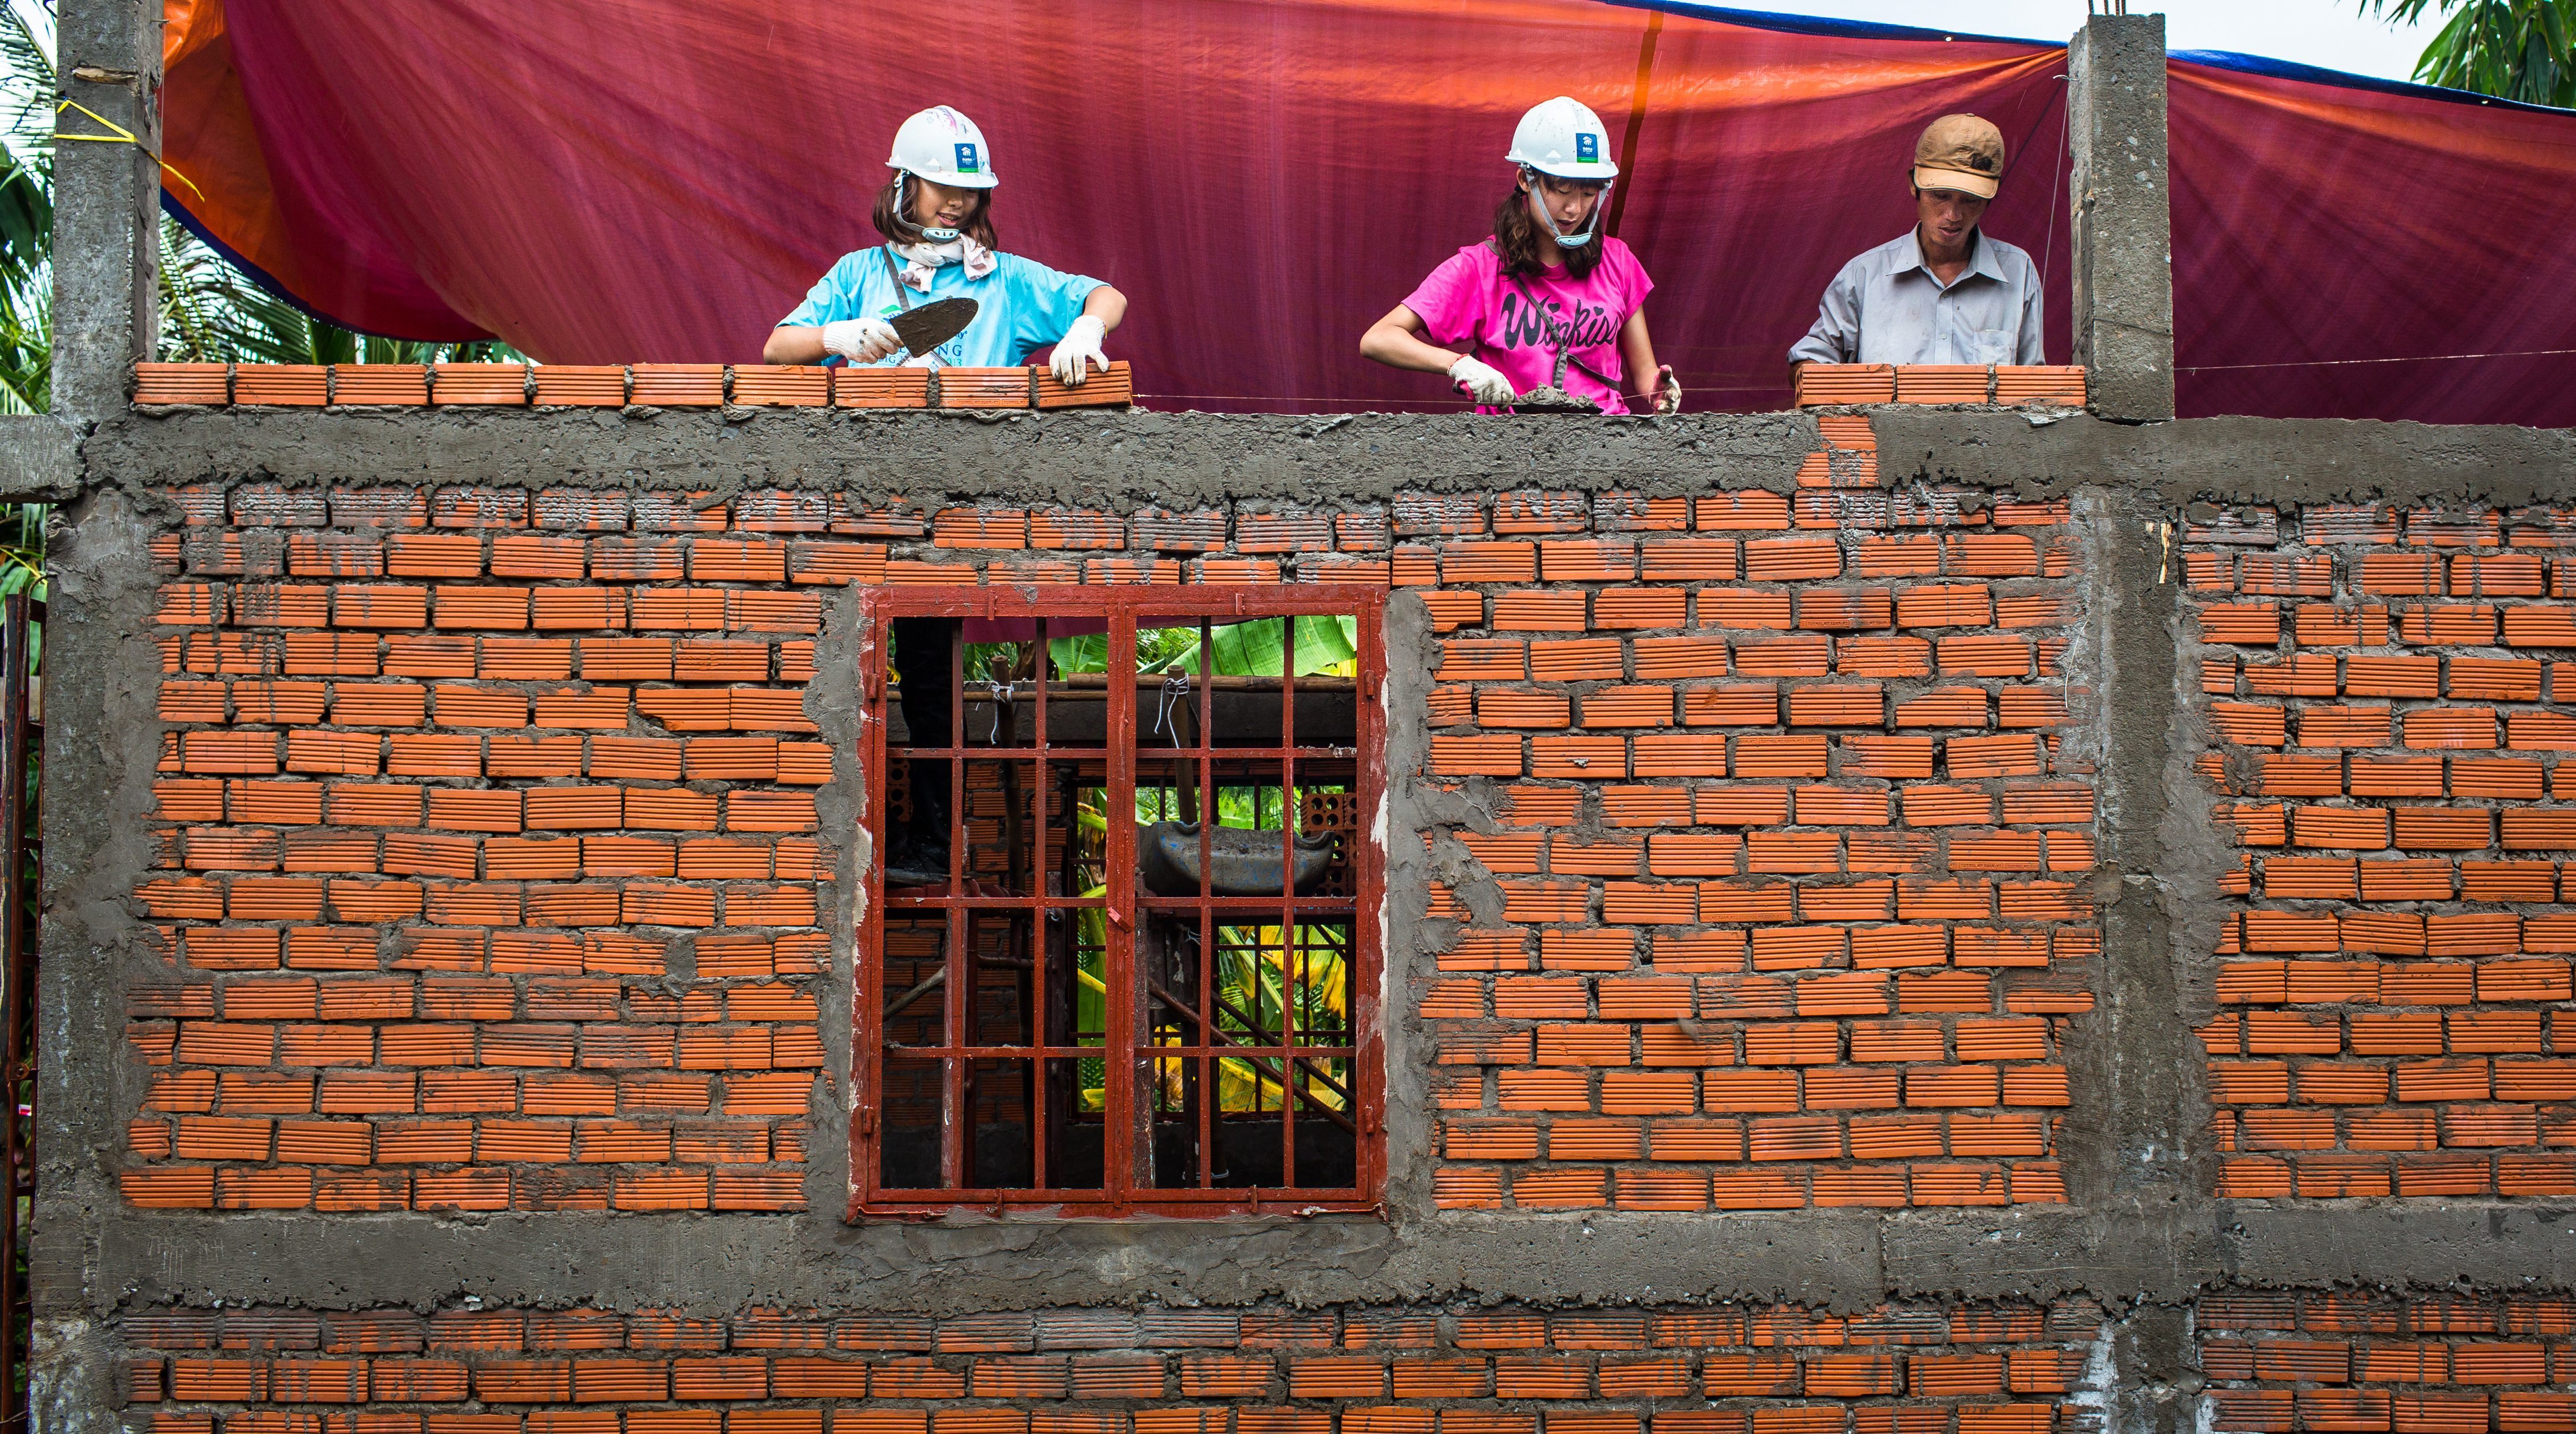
[887,105,998,189]
[1506,97,1618,181]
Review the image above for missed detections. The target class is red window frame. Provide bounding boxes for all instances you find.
[849,586,1386,1218]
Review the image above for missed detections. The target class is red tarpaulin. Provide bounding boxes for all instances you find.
[159,1,2576,424]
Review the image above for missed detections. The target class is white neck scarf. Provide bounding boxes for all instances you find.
[895,236,997,292]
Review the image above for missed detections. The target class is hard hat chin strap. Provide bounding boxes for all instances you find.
[899,173,962,243]
[1523,167,1607,250]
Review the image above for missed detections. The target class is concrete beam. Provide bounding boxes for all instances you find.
[2068,14,2175,423]
[49,0,161,421]
[0,417,81,499]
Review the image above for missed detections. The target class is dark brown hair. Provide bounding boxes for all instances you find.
[871,173,999,250]
[1490,176,1605,280]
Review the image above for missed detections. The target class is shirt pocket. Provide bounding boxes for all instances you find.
[1969,326,2017,365]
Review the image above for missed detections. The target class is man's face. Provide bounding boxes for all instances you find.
[1914,184,1990,249]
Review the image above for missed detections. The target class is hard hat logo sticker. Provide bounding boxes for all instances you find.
[1575,133,1599,163]
[954,143,980,173]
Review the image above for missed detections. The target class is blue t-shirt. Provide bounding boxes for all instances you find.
[779,246,1104,368]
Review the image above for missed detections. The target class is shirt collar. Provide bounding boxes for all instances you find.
[1902,227,2000,289]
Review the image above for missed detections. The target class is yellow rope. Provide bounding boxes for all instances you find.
[53,98,203,200]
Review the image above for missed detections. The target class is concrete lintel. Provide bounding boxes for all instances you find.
[49,0,160,421]
[2222,1204,2576,1289]
[2068,14,2175,424]
[78,408,1824,504]
[1873,410,2576,505]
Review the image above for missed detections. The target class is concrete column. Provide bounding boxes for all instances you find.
[2068,14,2175,422]
[48,0,161,420]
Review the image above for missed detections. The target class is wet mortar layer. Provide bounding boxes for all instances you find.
[35,408,2576,1333]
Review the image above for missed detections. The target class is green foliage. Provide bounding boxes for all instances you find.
[2365,0,2576,108]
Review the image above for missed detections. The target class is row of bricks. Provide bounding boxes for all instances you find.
[1427,737,2069,783]
[141,1068,811,1116]
[125,1353,2083,1404]
[1427,972,2061,1016]
[138,880,831,928]
[1454,791,2092,850]
[2215,912,2576,955]
[159,534,2067,585]
[132,977,817,1021]
[1424,925,2092,973]
[2205,653,2569,705]
[1430,836,2091,890]
[1421,606,2067,647]
[1441,878,2090,925]
[2214,804,2576,851]
[2214,1108,2576,1149]
[155,784,823,839]
[1456,785,2104,829]
[1416,1067,2068,1112]
[2215,1153,2576,1202]
[129,1113,800,1163]
[2205,1014,2576,1058]
[2186,504,2576,546]
[160,637,816,681]
[168,547,1394,590]
[1432,1163,2064,1211]
[158,593,829,641]
[1426,971,2076,1019]
[156,677,816,737]
[1435,1018,2061,1064]
[140,927,798,978]
[157,726,825,775]
[1453,625,2071,680]
[1432,685,2065,730]
[155,779,821,831]
[2201,754,2574,799]
[1442,1114,2057,1161]
[2207,1061,2576,1104]
[174,482,2071,537]
[2199,601,2576,651]
[161,834,829,887]
[121,1303,2096,1353]
[120,1165,801,1212]
[2196,1293,2576,1333]
[135,1020,824,1070]
[136,1407,2068,1434]
[2208,1389,2576,1434]
[2188,550,2576,596]
[2194,601,2576,654]
[161,665,817,704]
[2206,703,2576,749]
[129,1115,800,1164]
[2214,959,2576,1004]
[157,683,809,732]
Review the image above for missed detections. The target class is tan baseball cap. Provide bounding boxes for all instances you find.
[1911,114,2004,199]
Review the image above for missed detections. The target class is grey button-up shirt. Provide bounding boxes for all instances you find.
[1788,228,2045,367]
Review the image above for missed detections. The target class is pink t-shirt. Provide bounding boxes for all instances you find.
[1401,238,1654,414]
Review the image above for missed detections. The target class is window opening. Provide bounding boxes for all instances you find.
[855,591,1382,1216]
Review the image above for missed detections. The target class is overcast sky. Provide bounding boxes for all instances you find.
[1709,1,2439,82]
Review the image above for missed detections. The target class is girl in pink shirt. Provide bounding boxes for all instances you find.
[1361,97,1680,416]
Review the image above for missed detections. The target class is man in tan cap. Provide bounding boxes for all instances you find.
[1789,114,2045,370]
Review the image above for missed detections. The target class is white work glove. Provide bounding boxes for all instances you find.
[1049,314,1110,386]
[821,316,901,364]
[1447,354,1517,406]
[1652,364,1682,416]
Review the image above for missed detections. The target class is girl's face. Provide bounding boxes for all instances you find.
[910,175,977,234]
[1523,172,1607,238]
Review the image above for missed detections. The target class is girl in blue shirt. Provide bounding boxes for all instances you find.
[765,105,1127,382]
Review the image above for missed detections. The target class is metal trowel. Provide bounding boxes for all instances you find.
[890,297,978,361]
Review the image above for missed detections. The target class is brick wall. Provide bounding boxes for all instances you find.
[1415,463,2095,1211]
[131,455,2097,1218]
[122,1299,2098,1432]
[2186,504,2576,1199]
[2200,1290,2576,1432]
